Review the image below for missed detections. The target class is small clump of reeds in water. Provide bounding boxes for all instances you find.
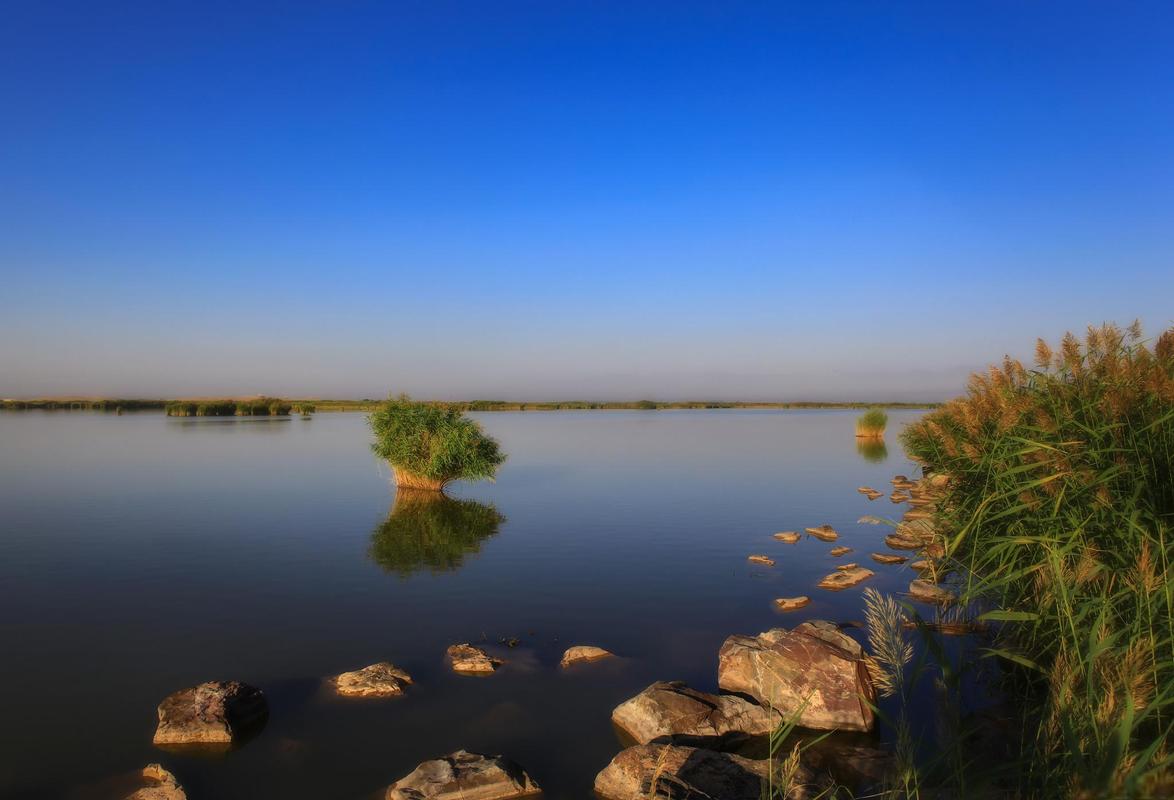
[855,407,888,439]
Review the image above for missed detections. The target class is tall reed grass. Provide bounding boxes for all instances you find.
[856,408,888,439]
[901,322,1173,798]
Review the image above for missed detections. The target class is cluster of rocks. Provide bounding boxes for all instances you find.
[594,621,888,799]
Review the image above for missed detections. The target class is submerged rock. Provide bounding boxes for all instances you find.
[560,645,614,667]
[595,744,812,800]
[332,662,413,697]
[829,546,852,557]
[717,622,875,731]
[775,596,810,612]
[817,566,874,590]
[612,681,781,743]
[747,554,776,566]
[870,553,907,565]
[152,681,267,746]
[804,525,838,542]
[386,750,540,800]
[908,579,956,605]
[447,644,503,674]
[125,764,186,800]
[773,531,801,543]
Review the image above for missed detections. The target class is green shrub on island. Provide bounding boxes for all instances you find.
[164,397,293,417]
[369,394,505,491]
[855,407,888,438]
[901,321,1173,798]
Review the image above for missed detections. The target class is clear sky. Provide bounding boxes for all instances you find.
[1,2,1171,401]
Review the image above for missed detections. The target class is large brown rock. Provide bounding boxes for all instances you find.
[125,764,186,800]
[152,681,267,745]
[611,681,781,744]
[594,744,817,800]
[717,622,875,732]
[447,643,503,674]
[386,750,540,800]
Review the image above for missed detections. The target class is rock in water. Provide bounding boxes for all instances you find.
[773,531,801,543]
[152,681,267,746]
[386,750,540,800]
[884,533,923,550]
[611,681,781,743]
[718,622,875,731]
[910,559,932,572]
[447,644,503,674]
[804,525,838,542]
[332,662,413,697]
[595,744,802,800]
[870,553,907,565]
[856,486,875,495]
[817,566,874,590]
[125,764,186,800]
[775,596,810,612]
[560,645,614,667]
[747,554,775,566]
[908,579,956,605]
[829,546,852,556]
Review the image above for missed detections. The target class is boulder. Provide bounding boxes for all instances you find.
[152,681,267,745]
[611,681,781,743]
[447,644,502,674]
[560,645,614,667]
[908,579,955,605]
[386,750,540,800]
[125,764,186,800]
[595,744,816,800]
[332,662,413,697]
[747,554,776,566]
[817,566,874,590]
[718,622,874,731]
[804,525,838,542]
[775,596,810,612]
[773,531,801,543]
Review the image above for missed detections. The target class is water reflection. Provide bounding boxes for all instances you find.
[369,489,505,576]
[856,438,888,463]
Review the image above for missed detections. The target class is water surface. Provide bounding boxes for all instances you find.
[0,409,939,798]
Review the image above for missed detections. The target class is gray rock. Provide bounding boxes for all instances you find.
[152,681,267,745]
[332,662,413,697]
[717,622,875,731]
[611,681,781,744]
[386,750,540,800]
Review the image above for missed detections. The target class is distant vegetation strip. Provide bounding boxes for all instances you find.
[1,397,939,413]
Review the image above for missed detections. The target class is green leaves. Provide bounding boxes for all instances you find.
[368,394,506,485]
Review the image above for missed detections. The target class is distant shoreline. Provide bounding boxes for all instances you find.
[0,397,940,412]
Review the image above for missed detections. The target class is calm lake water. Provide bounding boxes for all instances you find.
[0,409,959,799]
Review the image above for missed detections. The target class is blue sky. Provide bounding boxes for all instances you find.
[1,2,1171,400]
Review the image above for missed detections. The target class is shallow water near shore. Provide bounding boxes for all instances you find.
[1,409,966,799]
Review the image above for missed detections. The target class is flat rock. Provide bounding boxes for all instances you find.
[332,662,413,697]
[908,579,955,605]
[865,491,883,501]
[870,553,907,565]
[717,622,874,731]
[747,554,775,566]
[804,525,838,542]
[612,681,781,744]
[817,566,874,591]
[447,644,503,674]
[910,560,932,572]
[595,744,812,800]
[835,562,859,571]
[884,533,923,550]
[902,509,933,520]
[560,645,614,667]
[890,475,908,484]
[775,596,810,612]
[125,764,186,800]
[773,531,801,543]
[829,546,852,556]
[889,493,907,503]
[152,681,267,746]
[386,750,540,800]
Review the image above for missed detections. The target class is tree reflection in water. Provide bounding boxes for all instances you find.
[856,438,888,463]
[369,489,505,577]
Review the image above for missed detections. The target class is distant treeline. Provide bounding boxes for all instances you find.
[2,397,939,413]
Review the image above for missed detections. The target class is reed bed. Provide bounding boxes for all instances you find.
[856,408,888,438]
[900,321,1173,798]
